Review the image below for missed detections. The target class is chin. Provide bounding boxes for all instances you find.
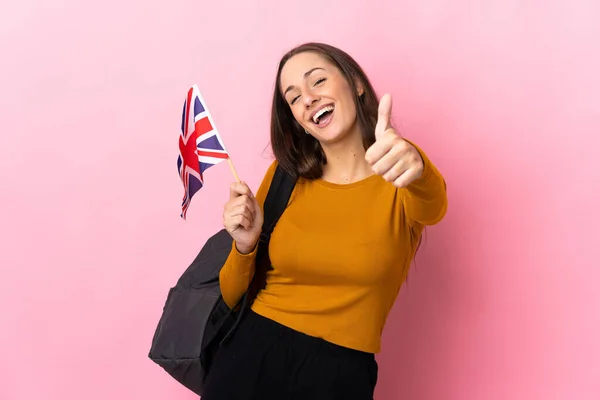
[313,128,347,145]
[315,121,360,145]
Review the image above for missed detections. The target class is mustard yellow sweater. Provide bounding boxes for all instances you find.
[219,141,447,353]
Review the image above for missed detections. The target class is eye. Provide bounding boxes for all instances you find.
[290,95,300,105]
[314,78,326,86]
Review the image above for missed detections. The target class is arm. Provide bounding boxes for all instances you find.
[219,160,278,308]
[366,94,446,225]
[402,140,448,226]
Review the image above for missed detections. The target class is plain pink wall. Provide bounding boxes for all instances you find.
[1,0,599,399]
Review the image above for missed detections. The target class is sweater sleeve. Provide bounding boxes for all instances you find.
[219,160,279,309]
[401,140,448,226]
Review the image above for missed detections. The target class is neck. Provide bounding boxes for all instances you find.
[319,130,373,184]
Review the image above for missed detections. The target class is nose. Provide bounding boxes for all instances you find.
[303,92,319,108]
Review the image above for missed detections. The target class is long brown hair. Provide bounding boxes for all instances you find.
[270,42,380,179]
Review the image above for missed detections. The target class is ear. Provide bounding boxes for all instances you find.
[355,79,364,96]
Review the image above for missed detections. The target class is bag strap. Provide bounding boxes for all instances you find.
[220,164,296,343]
[257,164,296,257]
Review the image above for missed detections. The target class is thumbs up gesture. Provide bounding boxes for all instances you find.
[365,94,424,188]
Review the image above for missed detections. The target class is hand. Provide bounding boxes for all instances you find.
[223,182,263,254]
[365,93,424,188]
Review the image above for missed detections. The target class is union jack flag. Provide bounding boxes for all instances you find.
[177,84,229,219]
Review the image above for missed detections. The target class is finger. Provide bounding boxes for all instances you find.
[228,204,254,222]
[365,133,394,165]
[374,93,392,139]
[371,147,404,177]
[393,168,420,188]
[382,160,409,183]
[241,203,256,220]
[236,214,252,230]
[249,198,263,226]
[226,194,253,211]
[229,181,254,200]
[226,214,253,232]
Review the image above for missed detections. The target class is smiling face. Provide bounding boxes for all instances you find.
[269,43,380,179]
[280,51,363,145]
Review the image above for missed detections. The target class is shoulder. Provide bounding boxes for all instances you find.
[254,159,279,204]
[266,159,279,175]
[261,159,279,185]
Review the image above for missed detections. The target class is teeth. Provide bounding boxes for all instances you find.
[312,106,334,123]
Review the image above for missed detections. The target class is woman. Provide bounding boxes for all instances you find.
[202,42,448,399]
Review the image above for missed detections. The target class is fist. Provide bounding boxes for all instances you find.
[223,182,263,254]
[365,94,424,188]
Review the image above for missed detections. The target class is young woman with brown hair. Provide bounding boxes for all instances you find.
[201,42,448,400]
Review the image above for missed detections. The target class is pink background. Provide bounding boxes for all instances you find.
[1,0,599,399]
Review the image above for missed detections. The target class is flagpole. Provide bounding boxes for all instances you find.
[227,157,241,183]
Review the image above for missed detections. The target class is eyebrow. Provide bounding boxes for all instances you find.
[283,67,326,96]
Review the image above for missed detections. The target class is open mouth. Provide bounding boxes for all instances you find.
[311,105,334,127]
